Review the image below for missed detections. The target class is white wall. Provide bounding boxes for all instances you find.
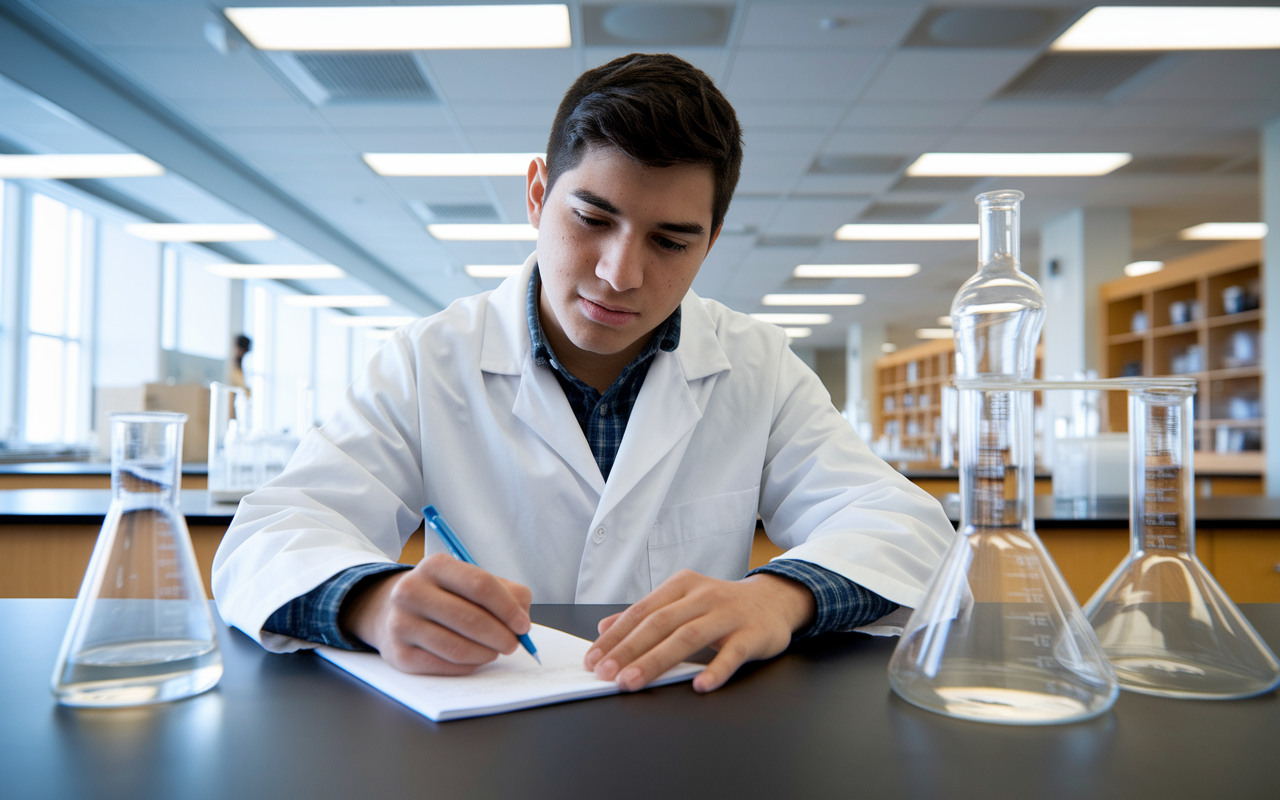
[95,221,161,387]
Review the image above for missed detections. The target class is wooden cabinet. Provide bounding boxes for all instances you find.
[1099,241,1264,475]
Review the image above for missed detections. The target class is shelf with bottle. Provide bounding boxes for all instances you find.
[1099,241,1264,473]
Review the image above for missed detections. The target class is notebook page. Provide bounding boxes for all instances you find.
[317,624,704,721]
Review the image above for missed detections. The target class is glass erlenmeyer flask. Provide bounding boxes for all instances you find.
[52,412,222,706]
[888,190,1119,724]
[1084,387,1280,698]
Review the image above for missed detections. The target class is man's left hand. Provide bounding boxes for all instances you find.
[583,570,816,693]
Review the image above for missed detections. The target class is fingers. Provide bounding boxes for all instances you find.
[597,612,623,635]
[391,574,520,655]
[691,637,753,693]
[584,573,693,670]
[608,613,735,691]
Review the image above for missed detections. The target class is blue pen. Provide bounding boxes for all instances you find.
[422,505,540,664]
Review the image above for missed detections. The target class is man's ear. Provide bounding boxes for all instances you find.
[526,157,548,229]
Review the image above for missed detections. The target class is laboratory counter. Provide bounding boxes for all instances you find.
[3,490,1279,602]
[0,461,209,489]
[1,600,1276,800]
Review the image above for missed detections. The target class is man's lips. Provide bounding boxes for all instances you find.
[579,296,638,326]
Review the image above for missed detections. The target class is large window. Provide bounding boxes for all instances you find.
[24,192,93,444]
[0,177,392,453]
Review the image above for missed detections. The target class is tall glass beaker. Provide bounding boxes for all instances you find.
[888,190,1119,724]
[1084,388,1280,698]
[52,412,222,707]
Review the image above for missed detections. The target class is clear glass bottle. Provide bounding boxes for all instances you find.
[51,412,222,706]
[888,190,1119,724]
[1084,387,1280,698]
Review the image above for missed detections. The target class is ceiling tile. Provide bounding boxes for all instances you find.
[790,174,898,195]
[179,99,318,130]
[314,104,453,129]
[37,1,217,49]
[743,129,828,153]
[768,197,869,234]
[452,101,557,130]
[726,49,882,102]
[1125,52,1280,104]
[823,129,940,154]
[738,4,920,49]
[841,101,974,129]
[734,102,846,129]
[860,50,1037,101]
[333,129,464,153]
[963,101,1105,131]
[98,46,295,102]
[422,51,577,102]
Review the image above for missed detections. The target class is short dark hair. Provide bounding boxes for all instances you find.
[545,53,743,234]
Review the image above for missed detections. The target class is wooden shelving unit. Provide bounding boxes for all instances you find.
[1100,241,1264,475]
[874,338,1045,468]
[873,339,956,464]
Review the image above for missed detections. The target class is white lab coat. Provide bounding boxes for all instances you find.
[213,254,954,652]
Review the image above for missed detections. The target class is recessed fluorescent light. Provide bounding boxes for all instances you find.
[225,5,572,50]
[465,264,523,278]
[125,223,275,242]
[906,152,1132,177]
[937,316,952,326]
[428,224,538,241]
[1124,261,1164,277]
[1179,223,1267,240]
[0,153,164,178]
[783,327,813,339]
[282,295,391,308]
[881,343,898,353]
[330,316,417,328]
[751,313,834,326]
[762,294,865,306]
[916,328,954,340]
[1051,7,1280,51]
[793,264,920,279]
[835,224,979,241]
[363,153,544,177]
[205,264,346,280]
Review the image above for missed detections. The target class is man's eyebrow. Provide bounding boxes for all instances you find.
[571,188,707,237]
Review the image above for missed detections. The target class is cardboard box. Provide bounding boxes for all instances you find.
[95,383,211,464]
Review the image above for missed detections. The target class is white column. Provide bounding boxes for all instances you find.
[1037,208,1132,379]
[1263,116,1280,495]
[845,323,885,437]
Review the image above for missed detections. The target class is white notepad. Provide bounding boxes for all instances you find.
[317,623,705,721]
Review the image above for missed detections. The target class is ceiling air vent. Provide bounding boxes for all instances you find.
[809,155,908,175]
[997,53,1163,99]
[410,201,499,223]
[890,176,987,194]
[268,52,437,104]
[860,202,944,222]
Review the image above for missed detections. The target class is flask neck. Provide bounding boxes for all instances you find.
[978,199,1020,272]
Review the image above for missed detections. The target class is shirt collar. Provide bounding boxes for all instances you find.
[527,264,681,374]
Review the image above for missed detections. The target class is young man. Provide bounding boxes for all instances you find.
[213,54,953,693]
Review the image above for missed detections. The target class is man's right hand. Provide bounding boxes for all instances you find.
[340,553,533,675]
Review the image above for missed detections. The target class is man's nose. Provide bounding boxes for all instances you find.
[595,235,645,292]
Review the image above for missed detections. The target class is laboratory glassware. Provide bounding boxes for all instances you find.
[51,412,222,707]
[888,190,1119,724]
[1084,387,1280,698]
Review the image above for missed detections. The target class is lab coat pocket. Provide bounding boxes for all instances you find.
[648,487,760,590]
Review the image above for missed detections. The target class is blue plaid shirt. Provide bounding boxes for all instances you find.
[264,267,896,649]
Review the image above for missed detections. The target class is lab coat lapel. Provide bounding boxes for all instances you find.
[594,292,732,521]
[482,253,606,495]
[512,359,606,495]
